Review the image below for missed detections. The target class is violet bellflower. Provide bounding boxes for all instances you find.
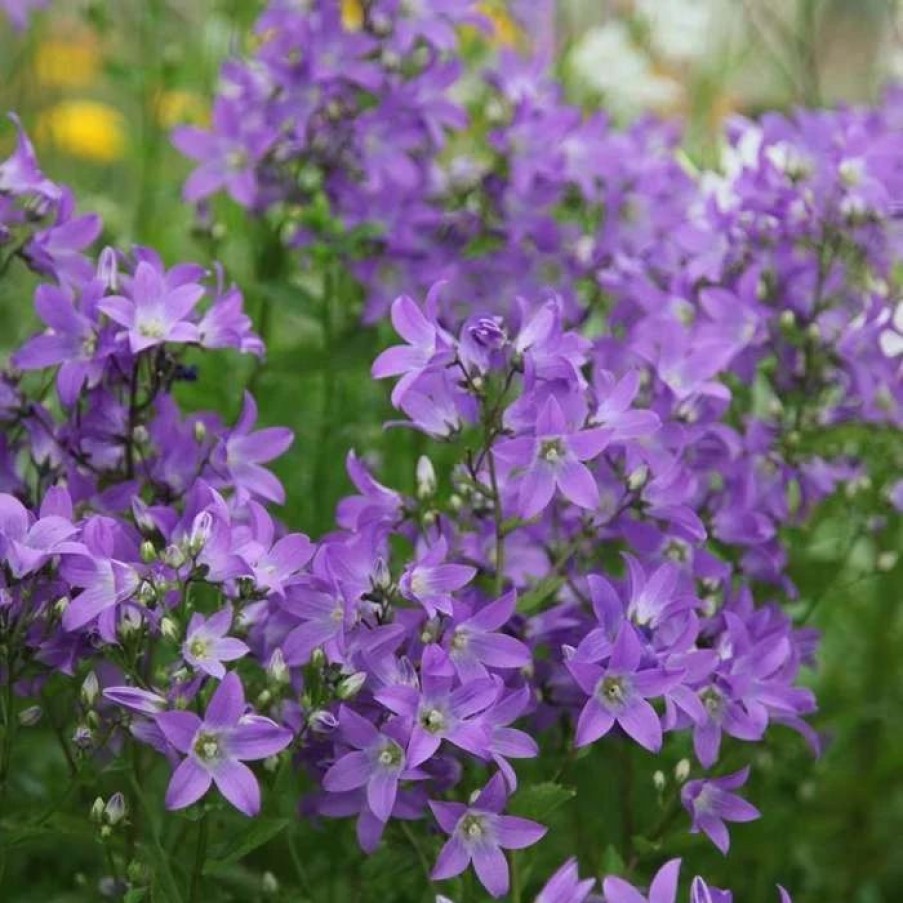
[430,773,546,898]
[494,394,610,519]
[322,706,424,823]
[566,623,682,752]
[156,672,292,816]
[182,608,250,679]
[680,767,761,854]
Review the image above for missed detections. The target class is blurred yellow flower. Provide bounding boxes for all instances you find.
[477,3,521,47]
[341,0,364,31]
[155,90,209,129]
[34,38,100,89]
[37,100,126,163]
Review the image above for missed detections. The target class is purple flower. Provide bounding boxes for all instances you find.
[183,608,250,679]
[603,858,681,903]
[689,877,732,903]
[535,857,596,903]
[322,706,423,823]
[0,491,80,577]
[213,392,294,504]
[494,395,609,519]
[399,536,476,618]
[375,647,497,766]
[681,767,760,854]
[99,260,204,353]
[12,281,108,405]
[445,590,531,681]
[157,672,292,816]
[430,773,546,898]
[566,624,682,752]
[371,287,454,406]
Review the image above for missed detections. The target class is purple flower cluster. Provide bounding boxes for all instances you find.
[5,16,903,897]
[0,0,48,29]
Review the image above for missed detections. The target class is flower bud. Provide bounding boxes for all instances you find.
[416,455,437,499]
[81,671,100,707]
[267,648,289,685]
[674,758,691,783]
[256,689,273,708]
[104,792,127,826]
[262,872,279,895]
[336,671,367,700]
[193,420,207,443]
[90,797,106,823]
[97,246,119,290]
[160,617,179,642]
[627,464,649,492]
[54,596,70,617]
[373,557,391,592]
[308,710,338,734]
[18,705,42,727]
[162,544,186,569]
[652,770,666,792]
[310,647,326,668]
[877,551,898,572]
[140,540,157,564]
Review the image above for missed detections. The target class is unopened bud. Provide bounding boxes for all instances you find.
[267,648,289,685]
[90,797,106,823]
[54,596,70,617]
[18,705,42,726]
[448,493,463,512]
[416,455,437,499]
[104,792,127,826]
[336,671,367,700]
[653,770,666,792]
[627,465,649,492]
[262,872,279,895]
[162,544,186,569]
[310,647,326,668]
[422,510,437,527]
[97,246,119,290]
[308,710,338,734]
[133,425,149,445]
[193,420,207,443]
[779,309,796,330]
[256,689,273,708]
[373,557,391,592]
[140,540,157,564]
[674,759,691,783]
[81,671,100,707]
[160,617,179,642]
[877,551,898,572]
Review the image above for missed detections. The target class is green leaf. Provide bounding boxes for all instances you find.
[517,576,565,615]
[124,889,148,903]
[509,782,575,822]
[205,817,290,871]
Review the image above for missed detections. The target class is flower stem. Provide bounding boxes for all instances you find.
[189,813,209,902]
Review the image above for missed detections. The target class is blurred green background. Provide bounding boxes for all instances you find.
[1,2,902,900]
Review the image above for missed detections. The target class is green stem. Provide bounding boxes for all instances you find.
[189,813,209,902]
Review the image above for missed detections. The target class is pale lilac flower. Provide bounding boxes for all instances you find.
[183,608,249,679]
[322,706,423,823]
[603,858,681,903]
[535,856,596,903]
[430,773,546,898]
[566,623,682,752]
[157,672,291,816]
[681,767,761,854]
[99,260,204,353]
[494,395,609,519]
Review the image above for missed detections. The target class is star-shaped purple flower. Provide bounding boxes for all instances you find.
[156,672,292,816]
[430,773,546,899]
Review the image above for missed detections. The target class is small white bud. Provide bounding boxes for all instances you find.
[18,705,42,727]
[104,792,127,826]
[653,770,667,792]
[81,671,100,707]
[674,759,691,783]
[160,617,179,642]
[627,465,649,492]
[416,455,437,499]
[336,671,367,700]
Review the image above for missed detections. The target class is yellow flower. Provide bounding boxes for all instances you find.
[477,2,521,47]
[34,38,100,89]
[37,100,126,164]
[155,90,209,129]
[341,0,364,31]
